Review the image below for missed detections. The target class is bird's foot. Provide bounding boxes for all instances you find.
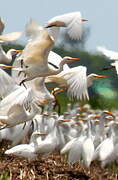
[19,79,27,88]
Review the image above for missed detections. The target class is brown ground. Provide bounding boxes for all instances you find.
[0,140,118,180]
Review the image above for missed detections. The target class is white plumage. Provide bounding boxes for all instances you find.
[97,46,118,75]
[46,11,87,40]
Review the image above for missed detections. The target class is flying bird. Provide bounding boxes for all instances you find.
[7,20,80,85]
[46,11,88,41]
[97,46,118,75]
[46,61,107,100]
[0,17,22,63]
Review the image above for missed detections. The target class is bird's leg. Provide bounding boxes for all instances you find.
[20,59,24,68]
[19,78,28,88]
[30,120,34,131]
[18,69,26,77]
[22,122,26,130]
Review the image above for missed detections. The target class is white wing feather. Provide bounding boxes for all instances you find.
[97,46,118,60]
[60,66,89,100]
[25,19,44,39]
[111,61,118,75]
[0,68,19,98]
[0,32,22,43]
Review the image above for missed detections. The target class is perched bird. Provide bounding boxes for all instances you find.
[46,11,88,41]
[5,132,45,161]
[97,46,118,75]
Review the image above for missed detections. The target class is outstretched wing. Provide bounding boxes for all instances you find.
[97,46,118,60]
[111,61,118,75]
[47,12,83,40]
[49,66,89,100]
[21,20,54,66]
[0,68,19,98]
[64,66,89,100]
[8,104,26,118]
[0,32,22,42]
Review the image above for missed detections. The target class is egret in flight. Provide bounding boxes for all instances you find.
[46,11,88,41]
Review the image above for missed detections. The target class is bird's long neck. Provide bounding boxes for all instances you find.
[6,50,13,61]
[87,75,94,87]
[28,103,39,119]
[53,59,66,75]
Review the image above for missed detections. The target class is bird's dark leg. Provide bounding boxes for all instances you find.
[30,120,34,131]
[19,79,27,88]
[20,59,24,68]
[18,70,26,77]
[22,122,26,130]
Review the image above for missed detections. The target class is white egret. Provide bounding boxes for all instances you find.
[0,18,22,63]
[0,121,32,146]
[97,46,118,75]
[46,11,88,41]
[46,64,107,100]
[8,20,80,84]
[5,132,46,161]
[0,101,39,129]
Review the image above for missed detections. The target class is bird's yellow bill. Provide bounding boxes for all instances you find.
[0,64,14,69]
[36,132,47,136]
[95,75,107,79]
[105,117,114,121]
[54,88,65,93]
[15,49,23,53]
[61,119,71,122]
[81,18,88,22]
[68,57,80,61]
[105,111,114,116]
[93,115,101,119]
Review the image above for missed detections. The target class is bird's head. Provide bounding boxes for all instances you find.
[89,73,107,80]
[8,49,22,57]
[52,87,65,94]
[87,73,107,87]
[102,110,116,120]
[63,56,80,63]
